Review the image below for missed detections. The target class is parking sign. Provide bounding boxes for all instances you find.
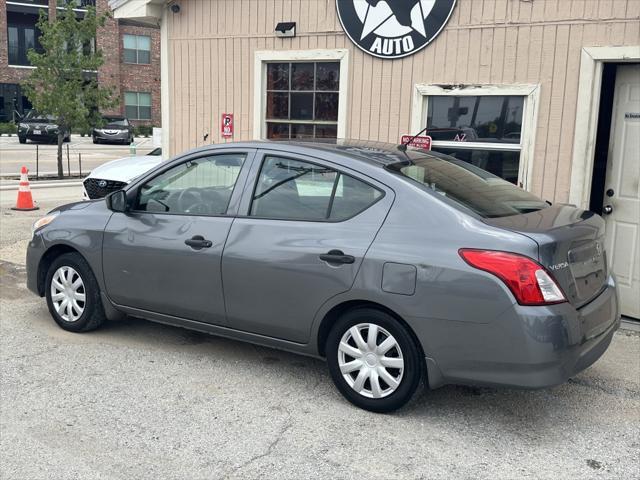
[221,113,234,137]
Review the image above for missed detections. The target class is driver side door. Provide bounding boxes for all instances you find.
[102,149,255,325]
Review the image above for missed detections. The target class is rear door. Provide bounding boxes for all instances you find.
[102,149,254,325]
[221,150,394,343]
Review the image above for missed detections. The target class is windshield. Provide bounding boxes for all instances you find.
[387,151,549,218]
[23,111,56,123]
[102,117,128,127]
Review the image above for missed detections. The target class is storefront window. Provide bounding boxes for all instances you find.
[265,62,340,139]
[426,95,525,184]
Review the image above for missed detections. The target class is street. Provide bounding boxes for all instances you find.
[1,186,639,479]
[0,135,157,178]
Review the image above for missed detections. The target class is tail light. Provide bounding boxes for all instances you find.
[459,249,566,306]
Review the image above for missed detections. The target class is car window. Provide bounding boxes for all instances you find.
[387,151,549,218]
[135,153,246,216]
[250,156,382,221]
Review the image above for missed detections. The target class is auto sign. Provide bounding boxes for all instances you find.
[337,0,457,59]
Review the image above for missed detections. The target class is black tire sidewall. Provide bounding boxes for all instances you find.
[45,253,102,332]
[326,308,423,413]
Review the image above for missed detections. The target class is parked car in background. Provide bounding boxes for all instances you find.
[92,116,134,145]
[82,148,163,200]
[28,140,619,412]
[17,111,71,144]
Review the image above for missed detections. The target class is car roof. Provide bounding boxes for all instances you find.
[188,139,438,169]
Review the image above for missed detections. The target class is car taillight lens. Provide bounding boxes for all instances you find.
[459,249,566,306]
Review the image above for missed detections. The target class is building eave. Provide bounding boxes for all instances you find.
[109,0,165,25]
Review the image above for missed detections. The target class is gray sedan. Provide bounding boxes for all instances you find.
[26,140,619,412]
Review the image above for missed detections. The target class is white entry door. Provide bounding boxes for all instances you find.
[603,64,640,319]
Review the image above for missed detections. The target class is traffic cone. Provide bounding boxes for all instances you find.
[11,166,39,211]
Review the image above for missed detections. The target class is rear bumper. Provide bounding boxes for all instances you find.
[422,276,620,389]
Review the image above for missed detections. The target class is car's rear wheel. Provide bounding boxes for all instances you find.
[45,253,106,333]
[326,308,423,412]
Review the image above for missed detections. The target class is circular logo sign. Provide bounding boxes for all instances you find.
[337,0,457,59]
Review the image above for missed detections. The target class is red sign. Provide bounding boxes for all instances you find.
[221,113,234,137]
[401,135,432,150]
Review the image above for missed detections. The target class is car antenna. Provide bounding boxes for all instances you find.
[397,126,429,152]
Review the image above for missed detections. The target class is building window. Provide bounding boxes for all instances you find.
[254,49,349,140]
[7,12,42,66]
[265,62,340,140]
[124,92,151,120]
[411,84,540,188]
[123,34,151,64]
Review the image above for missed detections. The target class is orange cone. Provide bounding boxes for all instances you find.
[11,166,39,211]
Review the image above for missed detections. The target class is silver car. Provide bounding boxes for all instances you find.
[26,140,619,412]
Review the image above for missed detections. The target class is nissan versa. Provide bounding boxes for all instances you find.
[26,140,620,412]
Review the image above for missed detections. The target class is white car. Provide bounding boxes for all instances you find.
[82,148,164,200]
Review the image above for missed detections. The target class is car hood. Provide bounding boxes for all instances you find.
[87,155,164,183]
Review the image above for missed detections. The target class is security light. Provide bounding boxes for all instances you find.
[275,22,296,38]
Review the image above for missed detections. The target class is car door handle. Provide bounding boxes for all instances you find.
[184,235,213,250]
[319,249,355,265]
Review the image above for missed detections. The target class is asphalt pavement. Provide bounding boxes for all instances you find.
[0,135,157,178]
[1,186,639,480]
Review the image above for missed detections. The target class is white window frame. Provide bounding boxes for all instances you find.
[253,49,349,140]
[410,83,540,189]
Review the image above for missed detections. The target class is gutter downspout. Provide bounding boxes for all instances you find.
[160,6,170,159]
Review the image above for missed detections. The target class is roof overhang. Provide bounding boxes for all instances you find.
[108,0,165,25]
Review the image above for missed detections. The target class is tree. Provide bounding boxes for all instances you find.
[22,4,114,178]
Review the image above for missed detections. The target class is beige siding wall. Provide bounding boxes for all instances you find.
[166,0,640,202]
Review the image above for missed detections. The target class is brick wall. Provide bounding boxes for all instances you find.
[96,0,121,117]
[0,0,161,126]
[118,22,161,127]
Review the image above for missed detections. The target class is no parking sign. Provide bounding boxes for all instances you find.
[221,113,234,138]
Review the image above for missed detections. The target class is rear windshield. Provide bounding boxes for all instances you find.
[387,151,549,218]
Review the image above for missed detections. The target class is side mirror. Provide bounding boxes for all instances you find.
[106,189,129,213]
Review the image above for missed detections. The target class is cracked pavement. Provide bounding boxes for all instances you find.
[1,189,640,479]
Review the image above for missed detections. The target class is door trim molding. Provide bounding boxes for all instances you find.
[569,46,640,209]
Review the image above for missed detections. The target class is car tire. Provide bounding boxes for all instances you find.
[326,308,423,413]
[45,252,106,333]
[64,135,71,143]
[19,137,26,144]
[93,137,99,144]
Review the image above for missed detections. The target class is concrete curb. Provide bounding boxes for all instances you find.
[0,181,82,191]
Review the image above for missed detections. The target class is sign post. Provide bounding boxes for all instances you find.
[221,113,234,138]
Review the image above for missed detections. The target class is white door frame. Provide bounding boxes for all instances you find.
[569,46,640,209]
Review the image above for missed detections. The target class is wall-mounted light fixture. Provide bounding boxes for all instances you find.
[168,2,180,14]
[275,22,296,38]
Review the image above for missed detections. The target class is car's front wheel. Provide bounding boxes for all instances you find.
[18,136,26,144]
[45,252,106,333]
[326,308,423,413]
